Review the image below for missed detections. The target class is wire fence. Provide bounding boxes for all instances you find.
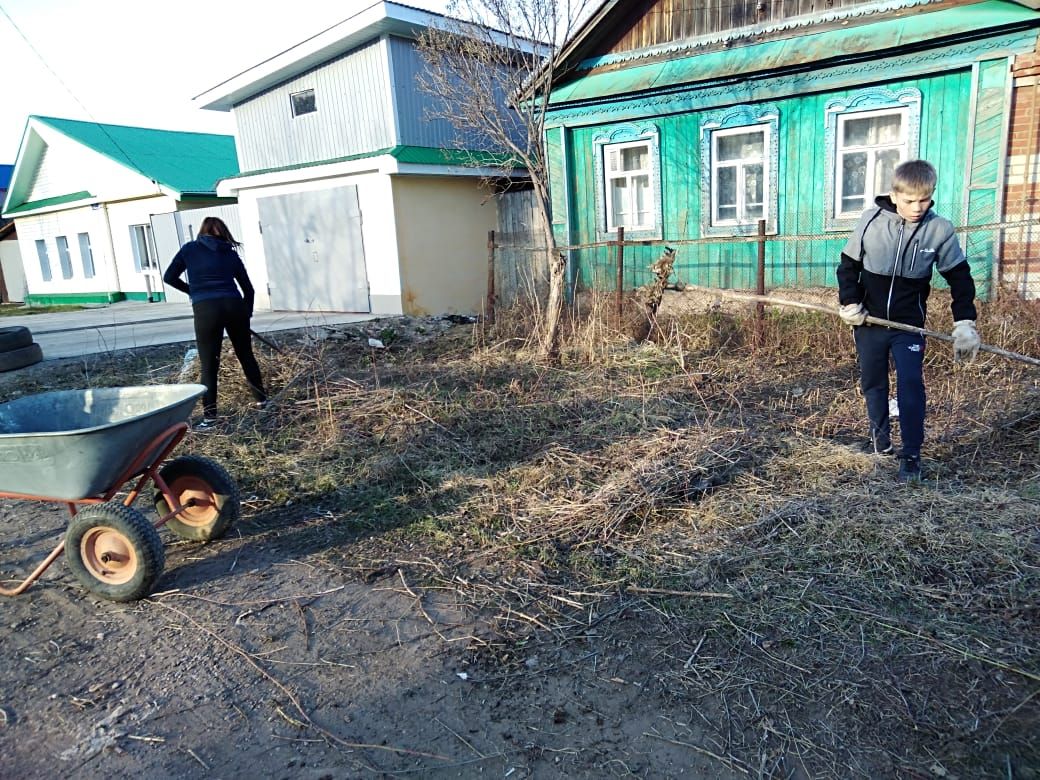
[490,202,1040,310]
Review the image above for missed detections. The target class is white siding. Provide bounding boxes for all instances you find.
[389,36,465,149]
[234,41,395,172]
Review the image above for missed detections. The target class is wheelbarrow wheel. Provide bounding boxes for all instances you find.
[65,503,165,602]
[154,455,240,541]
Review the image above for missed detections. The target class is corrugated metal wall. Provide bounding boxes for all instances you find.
[389,36,461,149]
[234,40,395,172]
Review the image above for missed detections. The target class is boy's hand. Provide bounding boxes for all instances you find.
[952,320,980,362]
[839,303,867,326]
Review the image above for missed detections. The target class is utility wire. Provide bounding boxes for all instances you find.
[0,1,150,178]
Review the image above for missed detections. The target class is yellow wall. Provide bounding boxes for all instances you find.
[391,176,496,316]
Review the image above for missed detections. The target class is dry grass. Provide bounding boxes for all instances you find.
[2,296,1037,777]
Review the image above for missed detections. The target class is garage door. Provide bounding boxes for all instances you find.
[257,186,370,312]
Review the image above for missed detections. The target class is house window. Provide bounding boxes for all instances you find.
[711,127,768,226]
[824,88,921,230]
[605,141,653,231]
[35,239,52,282]
[56,235,74,280]
[835,108,907,217]
[130,224,159,271]
[290,89,317,117]
[592,124,662,240]
[699,104,780,237]
[78,232,95,279]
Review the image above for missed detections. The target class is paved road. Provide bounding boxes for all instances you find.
[1,302,374,360]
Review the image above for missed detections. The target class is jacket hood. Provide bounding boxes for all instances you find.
[198,234,234,252]
[874,194,935,220]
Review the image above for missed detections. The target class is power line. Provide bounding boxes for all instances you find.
[0,2,150,178]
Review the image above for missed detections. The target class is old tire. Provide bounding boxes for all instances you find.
[154,455,240,541]
[0,343,43,372]
[65,503,165,602]
[0,326,32,352]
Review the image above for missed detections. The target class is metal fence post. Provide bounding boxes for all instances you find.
[616,226,625,329]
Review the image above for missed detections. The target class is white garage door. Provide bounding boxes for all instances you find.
[257,186,370,312]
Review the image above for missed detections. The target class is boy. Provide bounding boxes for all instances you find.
[836,159,980,482]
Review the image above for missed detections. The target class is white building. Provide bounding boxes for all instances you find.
[195,1,525,316]
[1,116,238,305]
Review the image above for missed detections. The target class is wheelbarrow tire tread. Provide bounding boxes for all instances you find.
[65,503,165,602]
[0,342,43,372]
[154,455,240,541]
[0,326,33,352]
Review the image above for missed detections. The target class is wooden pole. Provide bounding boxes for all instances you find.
[756,219,766,321]
[486,229,496,324]
[615,226,625,330]
[676,283,1040,367]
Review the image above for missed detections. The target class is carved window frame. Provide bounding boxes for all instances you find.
[592,123,662,241]
[699,104,779,237]
[824,87,921,231]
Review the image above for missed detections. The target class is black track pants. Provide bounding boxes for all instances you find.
[192,297,266,417]
[854,325,926,458]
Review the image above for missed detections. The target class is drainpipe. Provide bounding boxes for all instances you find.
[100,203,122,301]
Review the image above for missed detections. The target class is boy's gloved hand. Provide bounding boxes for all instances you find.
[952,320,980,362]
[839,303,867,326]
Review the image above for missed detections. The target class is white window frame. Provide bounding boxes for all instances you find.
[699,104,779,238]
[834,107,909,220]
[55,235,74,280]
[35,239,52,282]
[290,88,317,118]
[592,123,662,241]
[78,232,95,279]
[604,140,654,232]
[824,88,921,231]
[130,224,159,271]
[709,125,770,228]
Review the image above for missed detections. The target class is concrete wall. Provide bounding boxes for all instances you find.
[391,175,496,316]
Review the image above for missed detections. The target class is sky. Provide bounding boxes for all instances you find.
[0,0,450,163]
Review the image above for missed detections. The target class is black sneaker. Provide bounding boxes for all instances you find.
[864,433,894,456]
[898,455,922,483]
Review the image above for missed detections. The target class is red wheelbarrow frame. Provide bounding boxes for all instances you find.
[0,422,202,597]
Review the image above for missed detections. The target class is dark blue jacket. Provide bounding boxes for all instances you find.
[163,235,255,313]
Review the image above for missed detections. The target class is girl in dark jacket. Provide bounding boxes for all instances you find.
[163,217,267,427]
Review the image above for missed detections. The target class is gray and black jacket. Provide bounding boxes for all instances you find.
[836,195,976,328]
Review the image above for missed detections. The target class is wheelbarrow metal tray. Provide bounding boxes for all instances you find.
[0,384,205,501]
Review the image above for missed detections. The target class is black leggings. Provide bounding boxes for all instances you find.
[192,297,266,417]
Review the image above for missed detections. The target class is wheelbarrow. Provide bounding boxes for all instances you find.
[0,384,239,602]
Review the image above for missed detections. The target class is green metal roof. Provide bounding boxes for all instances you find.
[32,116,239,195]
[3,190,94,216]
[229,145,515,179]
[550,1,1040,105]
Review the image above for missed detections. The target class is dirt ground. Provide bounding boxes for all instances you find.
[0,306,1037,780]
[0,332,744,780]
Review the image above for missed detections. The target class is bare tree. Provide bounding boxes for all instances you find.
[417,0,595,361]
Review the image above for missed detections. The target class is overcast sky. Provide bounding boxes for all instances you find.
[0,0,450,163]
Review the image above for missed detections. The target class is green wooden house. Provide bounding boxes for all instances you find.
[542,0,1040,298]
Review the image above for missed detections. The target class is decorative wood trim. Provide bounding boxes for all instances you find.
[823,87,921,231]
[699,104,780,237]
[591,123,663,241]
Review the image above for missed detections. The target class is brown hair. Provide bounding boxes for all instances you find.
[198,217,241,247]
[891,159,937,195]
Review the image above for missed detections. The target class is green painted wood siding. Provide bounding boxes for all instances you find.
[556,67,987,295]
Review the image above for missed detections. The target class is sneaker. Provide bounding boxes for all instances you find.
[194,418,219,432]
[253,400,269,410]
[865,432,894,456]
[898,455,922,483]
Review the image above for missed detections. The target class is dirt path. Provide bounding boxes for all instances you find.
[0,496,739,779]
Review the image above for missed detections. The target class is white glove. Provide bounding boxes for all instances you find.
[952,320,980,362]
[839,303,867,326]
